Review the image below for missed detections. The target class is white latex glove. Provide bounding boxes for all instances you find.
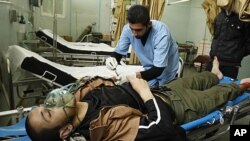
[105,57,118,70]
[116,72,136,85]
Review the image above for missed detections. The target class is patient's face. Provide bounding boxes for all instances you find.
[28,96,77,133]
[28,86,78,133]
[28,105,72,132]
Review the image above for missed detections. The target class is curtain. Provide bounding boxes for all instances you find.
[238,0,250,22]
[140,0,165,20]
[202,0,221,36]
[113,0,127,46]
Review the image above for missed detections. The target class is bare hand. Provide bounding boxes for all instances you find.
[127,75,154,102]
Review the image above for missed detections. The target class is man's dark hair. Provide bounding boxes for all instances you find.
[25,116,62,141]
[127,5,150,25]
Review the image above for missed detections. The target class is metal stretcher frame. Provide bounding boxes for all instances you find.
[182,77,250,140]
[35,29,132,67]
[0,107,31,141]
[36,39,110,67]
[184,92,250,141]
[0,78,249,141]
[34,29,115,67]
[1,51,50,110]
[39,52,109,67]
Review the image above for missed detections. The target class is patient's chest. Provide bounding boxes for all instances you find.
[82,84,144,110]
[77,83,146,139]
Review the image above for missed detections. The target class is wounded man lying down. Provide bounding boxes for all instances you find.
[25,57,250,141]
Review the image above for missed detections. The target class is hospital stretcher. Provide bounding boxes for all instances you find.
[34,28,116,66]
[6,45,143,87]
[35,28,132,66]
[36,28,115,55]
[0,74,249,141]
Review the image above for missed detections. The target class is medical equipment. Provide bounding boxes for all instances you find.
[44,83,77,108]
[113,60,129,76]
[113,68,119,76]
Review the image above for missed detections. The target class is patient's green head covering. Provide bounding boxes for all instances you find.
[44,83,79,108]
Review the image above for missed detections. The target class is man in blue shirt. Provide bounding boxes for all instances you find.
[106,5,179,87]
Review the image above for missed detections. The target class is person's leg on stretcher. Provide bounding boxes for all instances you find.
[25,56,250,141]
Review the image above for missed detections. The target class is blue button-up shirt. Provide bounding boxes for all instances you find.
[115,20,179,87]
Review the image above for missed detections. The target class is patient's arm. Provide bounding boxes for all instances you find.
[127,76,154,102]
[136,98,186,140]
[127,76,186,140]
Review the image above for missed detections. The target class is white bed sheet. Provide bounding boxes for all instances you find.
[6,45,143,80]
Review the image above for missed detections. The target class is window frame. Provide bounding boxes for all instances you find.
[41,0,66,18]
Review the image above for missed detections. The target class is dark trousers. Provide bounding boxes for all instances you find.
[205,61,239,79]
[164,72,241,124]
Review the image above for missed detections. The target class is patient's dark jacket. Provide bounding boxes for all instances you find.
[75,82,186,141]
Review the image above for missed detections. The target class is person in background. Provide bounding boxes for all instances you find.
[206,2,250,79]
[105,5,179,87]
[25,57,250,141]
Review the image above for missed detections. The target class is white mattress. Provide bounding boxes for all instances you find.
[39,29,115,52]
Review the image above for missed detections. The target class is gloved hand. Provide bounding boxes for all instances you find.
[116,72,136,85]
[105,57,118,70]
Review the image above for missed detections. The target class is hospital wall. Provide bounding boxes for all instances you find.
[0,0,31,125]
[238,55,250,79]
[0,2,16,53]
[0,0,213,54]
[33,0,111,42]
[69,0,111,39]
[32,0,203,44]
[162,1,191,44]
[32,0,71,38]
[186,0,212,45]
[163,0,212,46]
